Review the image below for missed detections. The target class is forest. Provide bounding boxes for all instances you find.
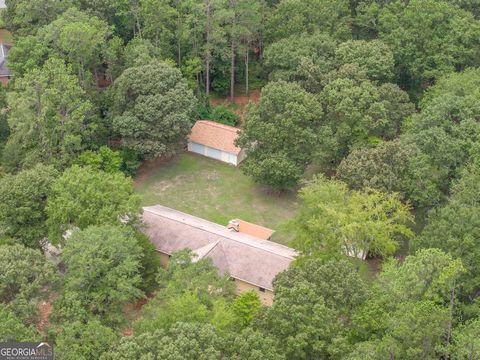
[0,0,480,359]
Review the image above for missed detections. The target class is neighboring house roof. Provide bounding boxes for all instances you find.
[189,120,242,155]
[228,219,275,240]
[0,43,12,77]
[143,205,297,290]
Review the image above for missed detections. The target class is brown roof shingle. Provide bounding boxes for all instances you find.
[189,120,242,155]
[142,205,297,290]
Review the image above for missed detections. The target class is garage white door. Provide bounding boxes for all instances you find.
[190,142,205,154]
[206,147,222,160]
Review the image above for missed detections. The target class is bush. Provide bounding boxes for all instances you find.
[196,104,239,126]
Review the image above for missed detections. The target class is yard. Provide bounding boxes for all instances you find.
[135,152,299,245]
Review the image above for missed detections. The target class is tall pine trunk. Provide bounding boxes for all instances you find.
[230,38,235,101]
[205,0,211,97]
[245,43,249,95]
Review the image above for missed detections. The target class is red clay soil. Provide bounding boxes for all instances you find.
[122,297,150,336]
[210,89,261,107]
[37,301,53,333]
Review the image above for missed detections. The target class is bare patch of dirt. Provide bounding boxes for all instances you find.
[134,156,176,186]
[153,175,187,194]
[37,301,53,333]
[366,257,383,274]
[122,297,150,337]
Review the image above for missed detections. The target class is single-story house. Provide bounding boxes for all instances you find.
[0,43,12,86]
[227,219,275,240]
[188,120,246,166]
[142,205,297,305]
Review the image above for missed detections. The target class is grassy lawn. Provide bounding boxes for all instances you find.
[135,152,299,245]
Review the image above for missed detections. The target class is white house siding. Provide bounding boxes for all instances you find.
[188,141,238,166]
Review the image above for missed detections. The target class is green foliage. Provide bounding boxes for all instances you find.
[3,0,74,35]
[60,225,144,324]
[4,58,95,171]
[111,61,197,158]
[450,318,480,359]
[54,320,118,360]
[317,67,414,165]
[402,68,480,191]
[265,0,352,43]
[134,231,161,294]
[335,39,395,83]
[290,176,414,258]
[417,164,480,299]
[37,7,112,87]
[378,0,480,92]
[0,164,57,248]
[46,165,140,242]
[76,146,122,174]
[0,304,39,342]
[337,141,441,208]
[0,244,59,323]
[232,291,261,328]
[264,32,336,85]
[197,104,240,126]
[134,250,234,334]
[237,81,322,190]
[5,35,49,78]
[101,322,223,360]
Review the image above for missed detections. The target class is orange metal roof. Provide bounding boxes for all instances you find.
[230,219,275,240]
[189,120,242,155]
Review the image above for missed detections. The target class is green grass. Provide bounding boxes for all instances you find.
[135,153,299,245]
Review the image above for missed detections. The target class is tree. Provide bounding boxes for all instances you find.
[54,320,118,360]
[378,0,480,92]
[3,0,73,36]
[335,39,395,83]
[4,58,95,171]
[402,68,480,192]
[111,61,197,158]
[337,141,441,208]
[237,81,322,190]
[264,32,336,85]
[46,165,140,242]
[451,318,480,359]
[232,290,261,328]
[37,8,112,87]
[76,146,122,174]
[416,164,480,300]
[0,244,59,323]
[134,250,234,334]
[228,328,286,360]
[317,66,414,165]
[101,323,223,360]
[0,305,39,342]
[290,176,414,259]
[265,0,352,43]
[350,249,465,358]
[0,164,57,248]
[60,225,143,323]
[135,231,162,294]
[6,35,49,78]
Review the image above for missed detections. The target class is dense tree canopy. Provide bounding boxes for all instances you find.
[0,164,57,248]
[111,61,197,158]
[237,81,322,190]
[0,244,59,323]
[46,165,140,242]
[290,176,414,259]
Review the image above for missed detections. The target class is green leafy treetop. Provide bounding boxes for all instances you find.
[111,61,197,159]
[46,165,140,243]
[290,176,414,259]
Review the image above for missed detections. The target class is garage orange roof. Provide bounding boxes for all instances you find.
[189,120,242,155]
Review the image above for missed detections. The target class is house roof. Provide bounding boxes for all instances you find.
[228,219,275,240]
[143,205,297,290]
[189,120,242,155]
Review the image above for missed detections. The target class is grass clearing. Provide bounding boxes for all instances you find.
[135,153,298,245]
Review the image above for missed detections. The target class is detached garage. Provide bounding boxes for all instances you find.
[188,120,246,166]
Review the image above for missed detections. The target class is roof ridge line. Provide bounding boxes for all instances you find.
[143,206,297,260]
